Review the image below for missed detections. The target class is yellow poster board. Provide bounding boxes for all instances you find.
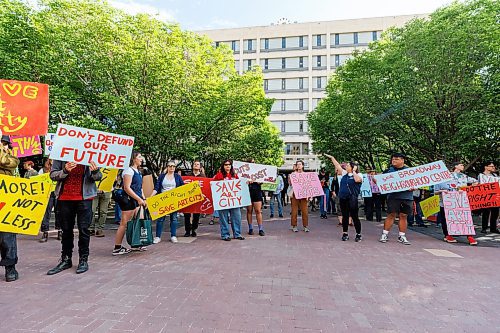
[31,173,57,195]
[0,174,50,235]
[97,168,119,192]
[146,181,203,219]
[419,195,440,218]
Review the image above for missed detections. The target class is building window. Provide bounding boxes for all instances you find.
[264,59,269,70]
[299,99,304,110]
[248,39,253,50]
[335,34,339,45]
[282,37,286,49]
[316,77,322,88]
[281,121,286,133]
[316,35,322,46]
[247,60,252,71]
[372,31,378,41]
[281,79,286,90]
[264,38,269,49]
[316,56,322,67]
[299,121,304,132]
[282,58,286,69]
[299,36,304,47]
[264,79,268,91]
[335,55,340,67]
[281,100,286,111]
[231,41,236,51]
[299,57,304,68]
[299,78,304,90]
[353,32,358,45]
[215,41,220,47]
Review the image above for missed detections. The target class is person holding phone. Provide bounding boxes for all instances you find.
[325,154,363,242]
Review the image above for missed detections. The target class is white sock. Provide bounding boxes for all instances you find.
[399,232,405,236]
[382,230,389,235]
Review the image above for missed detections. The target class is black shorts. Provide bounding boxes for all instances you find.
[250,189,263,203]
[387,198,413,215]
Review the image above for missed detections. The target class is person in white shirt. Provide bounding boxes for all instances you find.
[478,161,499,234]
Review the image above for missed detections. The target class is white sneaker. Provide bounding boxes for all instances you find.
[170,236,178,243]
[398,235,411,245]
[304,227,310,232]
[379,233,388,243]
[153,237,161,244]
[292,227,298,232]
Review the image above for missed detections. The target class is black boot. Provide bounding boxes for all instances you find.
[5,265,19,282]
[47,256,72,275]
[76,256,88,274]
[39,231,48,243]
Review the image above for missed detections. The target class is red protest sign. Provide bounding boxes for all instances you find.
[0,80,49,136]
[464,182,500,210]
[180,176,214,214]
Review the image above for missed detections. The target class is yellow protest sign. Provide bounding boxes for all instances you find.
[97,168,118,192]
[0,174,50,235]
[146,181,203,219]
[31,173,57,194]
[419,195,440,218]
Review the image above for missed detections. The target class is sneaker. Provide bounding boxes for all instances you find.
[304,227,310,232]
[248,229,254,235]
[289,225,294,230]
[95,230,105,238]
[153,237,161,244]
[292,227,298,232]
[341,233,349,241]
[259,230,265,236]
[112,246,131,256]
[355,234,362,242]
[444,235,457,243]
[170,236,178,243]
[209,220,215,225]
[467,236,478,246]
[379,233,388,243]
[183,232,191,237]
[398,235,411,245]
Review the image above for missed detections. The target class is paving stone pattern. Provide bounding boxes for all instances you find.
[1,207,499,333]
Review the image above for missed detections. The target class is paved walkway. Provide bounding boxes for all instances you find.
[1,207,499,333]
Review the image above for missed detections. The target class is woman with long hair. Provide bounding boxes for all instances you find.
[213,160,245,241]
[290,160,310,232]
[113,151,146,255]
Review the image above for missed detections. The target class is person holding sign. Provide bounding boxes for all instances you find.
[151,161,185,244]
[47,159,102,275]
[0,135,21,282]
[434,177,478,245]
[325,154,363,242]
[290,160,310,233]
[378,153,412,245]
[478,161,499,234]
[213,160,245,241]
[183,161,205,238]
[269,174,284,218]
[113,152,146,254]
[245,159,265,237]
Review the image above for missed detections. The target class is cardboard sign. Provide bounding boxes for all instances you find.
[233,161,278,184]
[289,172,323,199]
[146,181,203,219]
[464,182,500,210]
[442,191,475,236]
[368,175,381,194]
[96,168,119,193]
[31,173,57,194]
[0,174,50,235]
[261,180,278,192]
[44,133,55,156]
[0,80,49,136]
[50,124,135,168]
[142,174,155,198]
[360,174,372,198]
[374,161,452,194]
[10,135,42,157]
[210,179,251,210]
[419,195,440,218]
[180,176,214,214]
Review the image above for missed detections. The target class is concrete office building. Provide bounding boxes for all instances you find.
[201,14,425,170]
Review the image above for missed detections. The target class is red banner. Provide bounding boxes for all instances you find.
[0,80,49,136]
[180,176,214,214]
[464,182,500,210]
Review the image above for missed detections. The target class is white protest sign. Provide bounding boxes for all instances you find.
[360,174,372,198]
[210,179,251,210]
[50,124,134,169]
[233,161,278,184]
[44,133,55,156]
[374,160,452,194]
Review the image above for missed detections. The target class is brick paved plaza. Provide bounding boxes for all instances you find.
[1,207,499,333]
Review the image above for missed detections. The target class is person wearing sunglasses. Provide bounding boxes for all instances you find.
[213,160,245,241]
[0,135,21,282]
[152,161,185,243]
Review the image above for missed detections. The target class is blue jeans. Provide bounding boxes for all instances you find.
[219,208,242,239]
[269,193,283,216]
[319,188,329,215]
[156,212,178,238]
